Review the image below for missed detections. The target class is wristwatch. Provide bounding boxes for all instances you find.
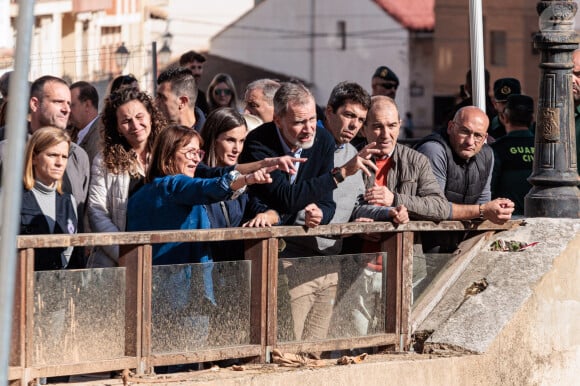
[228,170,246,199]
[228,170,242,183]
[331,167,345,183]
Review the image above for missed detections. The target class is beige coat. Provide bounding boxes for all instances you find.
[86,153,138,267]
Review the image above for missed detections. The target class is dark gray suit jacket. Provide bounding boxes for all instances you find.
[78,116,102,166]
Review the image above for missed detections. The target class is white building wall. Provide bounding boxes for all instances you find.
[210,0,410,116]
[167,0,254,56]
[0,0,12,76]
[0,0,10,49]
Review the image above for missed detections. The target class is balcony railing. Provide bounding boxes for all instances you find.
[8,220,521,383]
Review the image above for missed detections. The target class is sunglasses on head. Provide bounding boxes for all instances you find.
[214,89,232,96]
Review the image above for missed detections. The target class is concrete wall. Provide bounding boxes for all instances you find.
[167,0,254,55]
[434,0,540,106]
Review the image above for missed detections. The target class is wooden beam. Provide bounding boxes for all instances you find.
[118,244,143,372]
[26,357,138,378]
[383,233,403,343]
[140,244,153,374]
[265,238,279,355]
[15,220,524,249]
[244,238,271,362]
[12,250,26,368]
[275,334,398,354]
[23,249,34,372]
[150,345,262,367]
[400,232,414,350]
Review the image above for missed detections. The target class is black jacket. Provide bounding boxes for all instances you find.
[239,122,336,225]
[20,188,78,270]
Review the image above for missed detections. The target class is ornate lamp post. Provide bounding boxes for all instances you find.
[525,0,580,218]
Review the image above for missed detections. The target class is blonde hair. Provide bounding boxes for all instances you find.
[23,126,70,193]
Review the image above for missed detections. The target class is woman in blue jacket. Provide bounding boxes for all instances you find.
[126,124,273,303]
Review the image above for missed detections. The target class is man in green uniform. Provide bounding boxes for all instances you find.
[491,95,535,215]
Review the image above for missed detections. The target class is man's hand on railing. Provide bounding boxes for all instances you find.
[304,203,323,228]
[481,198,514,224]
[388,204,409,224]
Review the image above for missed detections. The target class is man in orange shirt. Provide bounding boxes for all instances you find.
[347,95,448,335]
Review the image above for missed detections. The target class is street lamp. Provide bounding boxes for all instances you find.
[158,31,173,66]
[525,0,580,217]
[114,42,130,72]
[163,30,173,49]
[158,42,172,66]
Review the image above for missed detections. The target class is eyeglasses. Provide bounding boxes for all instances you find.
[214,89,232,96]
[180,148,205,160]
[453,123,486,144]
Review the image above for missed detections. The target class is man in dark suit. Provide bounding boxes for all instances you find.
[240,81,376,350]
[69,81,101,164]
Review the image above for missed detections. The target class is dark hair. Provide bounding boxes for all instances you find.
[30,75,68,102]
[157,66,197,107]
[179,50,206,65]
[0,100,6,127]
[465,69,491,91]
[200,107,247,167]
[147,124,203,182]
[70,81,99,110]
[326,81,371,113]
[504,95,534,127]
[110,74,138,94]
[0,71,12,99]
[207,73,238,112]
[101,88,166,175]
[273,81,313,118]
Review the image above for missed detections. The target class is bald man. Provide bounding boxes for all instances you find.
[353,96,448,222]
[416,106,514,224]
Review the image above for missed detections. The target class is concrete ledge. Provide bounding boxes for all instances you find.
[422,218,580,355]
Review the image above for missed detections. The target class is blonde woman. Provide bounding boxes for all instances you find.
[207,73,239,113]
[20,126,78,270]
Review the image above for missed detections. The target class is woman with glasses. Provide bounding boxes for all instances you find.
[126,124,274,352]
[200,108,279,261]
[126,124,274,266]
[207,73,239,113]
[86,87,166,267]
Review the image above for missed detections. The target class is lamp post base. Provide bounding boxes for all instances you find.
[524,186,580,218]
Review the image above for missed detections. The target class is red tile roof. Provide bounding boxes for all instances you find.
[373,0,435,31]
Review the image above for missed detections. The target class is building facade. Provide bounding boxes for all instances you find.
[209,0,435,131]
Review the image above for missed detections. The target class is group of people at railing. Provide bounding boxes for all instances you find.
[2,51,540,367]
